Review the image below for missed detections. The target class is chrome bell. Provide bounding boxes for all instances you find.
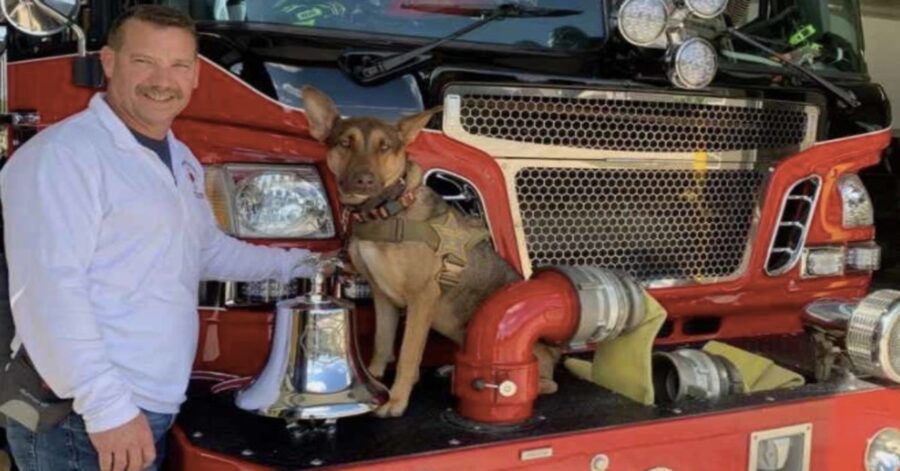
[235,270,388,422]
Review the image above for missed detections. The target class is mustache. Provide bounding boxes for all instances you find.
[136,85,183,100]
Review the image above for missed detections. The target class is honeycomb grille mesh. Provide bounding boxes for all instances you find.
[459,94,810,153]
[516,167,766,282]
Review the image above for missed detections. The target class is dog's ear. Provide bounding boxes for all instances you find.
[302,86,341,142]
[397,106,443,145]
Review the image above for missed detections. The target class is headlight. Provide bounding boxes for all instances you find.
[684,0,728,19]
[618,0,671,46]
[839,174,874,228]
[847,290,900,383]
[668,37,718,89]
[206,164,335,239]
[866,428,900,471]
[801,246,846,278]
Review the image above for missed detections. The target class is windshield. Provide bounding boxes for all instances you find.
[182,0,605,52]
[724,0,865,74]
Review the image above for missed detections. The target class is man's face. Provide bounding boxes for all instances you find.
[100,19,199,136]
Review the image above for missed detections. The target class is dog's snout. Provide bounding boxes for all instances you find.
[351,171,377,191]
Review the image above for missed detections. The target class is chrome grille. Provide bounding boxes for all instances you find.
[515,167,766,283]
[443,85,820,161]
[460,94,808,152]
[765,177,821,276]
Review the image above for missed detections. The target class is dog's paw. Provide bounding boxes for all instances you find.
[368,353,396,379]
[374,397,409,418]
[368,361,389,379]
[538,378,559,395]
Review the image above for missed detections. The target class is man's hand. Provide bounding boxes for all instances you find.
[88,413,156,471]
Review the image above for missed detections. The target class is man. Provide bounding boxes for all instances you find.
[0,6,322,471]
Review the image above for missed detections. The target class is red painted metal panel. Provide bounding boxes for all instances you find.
[169,386,900,470]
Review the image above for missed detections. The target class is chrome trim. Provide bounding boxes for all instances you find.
[747,423,812,471]
[0,26,7,161]
[198,279,308,309]
[423,168,495,240]
[0,26,6,116]
[802,298,854,330]
[443,84,820,164]
[224,281,239,307]
[10,112,40,127]
[764,176,822,277]
[499,159,765,283]
[338,275,371,300]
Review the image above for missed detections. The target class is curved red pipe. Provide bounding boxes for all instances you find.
[453,270,580,423]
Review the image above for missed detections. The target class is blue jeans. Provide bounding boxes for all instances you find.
[6,409,175,471]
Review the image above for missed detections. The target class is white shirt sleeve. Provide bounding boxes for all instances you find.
[1,143,140,433]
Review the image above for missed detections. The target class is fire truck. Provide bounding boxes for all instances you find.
[1,0,899,470]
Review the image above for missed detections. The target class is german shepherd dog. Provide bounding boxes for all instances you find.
[302,87,559,417]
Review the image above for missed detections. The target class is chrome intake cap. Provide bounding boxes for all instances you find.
[652,349,743,403]
[847,289,900,383]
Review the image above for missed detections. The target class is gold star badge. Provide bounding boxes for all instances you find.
[432,212,473,262]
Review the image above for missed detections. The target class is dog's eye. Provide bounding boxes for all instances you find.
[379,142,391,152]
[339,138,351,148]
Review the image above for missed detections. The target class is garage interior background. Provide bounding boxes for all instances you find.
[863,0,900,123]
[861,0,900,287]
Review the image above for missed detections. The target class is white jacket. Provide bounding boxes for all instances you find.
[1,94,315,433]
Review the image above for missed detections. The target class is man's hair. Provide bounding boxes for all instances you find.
[106,5,197,51]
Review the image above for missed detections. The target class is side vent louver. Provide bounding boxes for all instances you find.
[766,176,822,275]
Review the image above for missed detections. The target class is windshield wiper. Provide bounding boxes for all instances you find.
[727,27,860,108]
[339,2,581,85]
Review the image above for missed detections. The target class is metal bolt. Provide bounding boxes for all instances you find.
[591,454,610,471]
[240,449,254,457]
[498,380,518,397]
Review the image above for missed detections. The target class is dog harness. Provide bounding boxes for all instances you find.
[343,178,490,288]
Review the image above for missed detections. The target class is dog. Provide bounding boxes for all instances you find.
[302,86,559,417]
